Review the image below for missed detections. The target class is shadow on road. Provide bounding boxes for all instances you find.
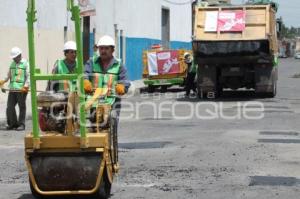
[176,90,277,102]
[18,194,34,199]
[249,176,300,186]
[18,194,95,199]
[140,87,184,94]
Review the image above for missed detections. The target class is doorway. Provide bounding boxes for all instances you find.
[161,8,170,49]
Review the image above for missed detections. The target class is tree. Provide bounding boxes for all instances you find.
[280,17,300,39]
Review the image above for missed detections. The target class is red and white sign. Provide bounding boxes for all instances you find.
[205,10,246,32]
[147,50,180,76]
[218,11,246,32]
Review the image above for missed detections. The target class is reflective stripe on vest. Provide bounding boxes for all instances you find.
[9,60,27,90]
[91,57,121,105]
[57,60,77,92]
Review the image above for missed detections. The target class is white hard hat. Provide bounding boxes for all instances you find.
[97,35,115,47]
[64,41,77,51]
[10,47,22,59]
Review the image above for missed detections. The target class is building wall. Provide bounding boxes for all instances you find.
[0,0,192,82]
[0,0,74,91]
[102,0,193,80]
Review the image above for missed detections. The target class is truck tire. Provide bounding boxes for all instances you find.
[217,84,223,98]
[267,79,277,98]
[161,85,168,93]
[255,66,277,98]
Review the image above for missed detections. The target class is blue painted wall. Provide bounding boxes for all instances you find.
[170,41,192,50]
[125,37,192,80]
[89,33,95,57]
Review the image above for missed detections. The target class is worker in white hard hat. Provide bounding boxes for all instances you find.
[0,47,30,130]
[184,52,197,97]
[47,41,77,92]
[84,35,130,127]
[41,41,78,133]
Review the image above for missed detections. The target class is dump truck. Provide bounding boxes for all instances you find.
[295,37,300,59]
[142,47,191,92]
[25,1,118,198]
[193,0,280,98]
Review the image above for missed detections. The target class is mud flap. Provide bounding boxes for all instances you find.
[28,152,103,192]
[255,66,277,95]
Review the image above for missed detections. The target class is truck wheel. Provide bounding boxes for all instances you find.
[197,88,207,99]
[148,85,155,93]
[161,85,168,93]
[216,84,223,98]
[268,80,277,98]
[198,90,219,99]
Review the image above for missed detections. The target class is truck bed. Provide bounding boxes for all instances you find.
[194,5,277,42]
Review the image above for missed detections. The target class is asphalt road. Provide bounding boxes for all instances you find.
[1,58,300,199]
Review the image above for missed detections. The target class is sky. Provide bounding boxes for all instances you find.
[231,0,300,27]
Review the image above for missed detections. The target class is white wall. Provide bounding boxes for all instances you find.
[0,0,192,40]
[162,0,192,42]
[0,0,27,28]
[0,0,192,80]
[0,0,72,30]
[90,0,192,41]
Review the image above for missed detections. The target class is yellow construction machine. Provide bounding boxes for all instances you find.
[24,0,118,198]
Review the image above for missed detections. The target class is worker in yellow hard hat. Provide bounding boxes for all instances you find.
[84,35,130,127]
[0,47,30,130]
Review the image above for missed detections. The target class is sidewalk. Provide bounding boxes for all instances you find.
[0,80,145,124]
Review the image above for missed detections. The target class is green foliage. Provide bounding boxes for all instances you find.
[246,0,278,12]
[280,18,300,38]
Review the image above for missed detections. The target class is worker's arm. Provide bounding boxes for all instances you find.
[0,70,11,87]
[83,59,94,93]
[3,70,11,83]
[118,64,131,92]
